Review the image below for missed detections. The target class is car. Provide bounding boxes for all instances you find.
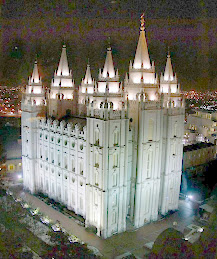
[68,235,80,243]
[52,224,61,232]
[40,216,50,224]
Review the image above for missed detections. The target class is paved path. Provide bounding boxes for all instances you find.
[15,188,198,259]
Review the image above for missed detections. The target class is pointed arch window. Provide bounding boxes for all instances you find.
[58,153,61,167]
[94,190,98,205]
[95,128,99,146]
[148,119,154,141]
[147,150,152,179]
[94,168,99,186]
[65,189,68,202]
[113,153,118,168]
[72,192,75,205]
[72,158,75,172]
[112,210,116,224]
[80,160,84,175]
[80,197,83,210]
[95,151,99,168]
[174,122,178,137]
[114,129,119,146]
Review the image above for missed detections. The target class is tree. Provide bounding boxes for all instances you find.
[149,228,195,259]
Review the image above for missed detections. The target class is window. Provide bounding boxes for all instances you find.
[45,150,48,161]
[72,193,75,205]
[80,161,83,175]
[114,130,119,146]
[72,142,75,148]
[112,193,117,207]
[80,144,83,150]
[113,153,118,168]
[94,169,99,186]
[64,140,67,146]
[65,189,68,202]
[80,197,83,210]
[112,173,117,187]
[147,150,152,179]
[94,191,98,205]
[174,122,178,137]
[95,152,99,168]
[72,158,75,172]
[112,210,116,224]
[58,153,61,166]
[51,151,54,164]
[64,155,68,169]
[148,119,154,141]
[95,129,99,145]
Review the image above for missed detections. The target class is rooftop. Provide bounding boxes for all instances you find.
[183,142,215,152]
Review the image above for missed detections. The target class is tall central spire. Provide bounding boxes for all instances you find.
[133,14,151,69]
[102,47,115,78]
[57,45,70,76]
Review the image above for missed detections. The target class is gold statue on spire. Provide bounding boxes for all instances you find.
[140,13,145,31]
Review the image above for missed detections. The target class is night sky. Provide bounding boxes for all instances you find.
[1,0,217,90]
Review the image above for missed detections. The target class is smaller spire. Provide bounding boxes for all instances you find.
[164,50,174,81]
[31,60,40,84]
[84,62,92,85]
[102,46,115,78]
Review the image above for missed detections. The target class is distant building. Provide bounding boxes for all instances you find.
[185,110,217,144]
[21,15,185,238]
[183,142,216,171]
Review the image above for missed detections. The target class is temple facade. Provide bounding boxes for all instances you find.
[21,15,185,238]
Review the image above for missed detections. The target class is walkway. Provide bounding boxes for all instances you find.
[16,189,198,258]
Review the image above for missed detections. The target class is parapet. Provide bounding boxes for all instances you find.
[38,117,87,139]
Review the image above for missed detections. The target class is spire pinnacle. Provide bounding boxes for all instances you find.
[140,13,145,31]
[57,45,70,76]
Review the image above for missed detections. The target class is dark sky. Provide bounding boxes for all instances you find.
[1,1,217,90]
[2,0,217,19]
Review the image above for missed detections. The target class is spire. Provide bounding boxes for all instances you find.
[102,47,115,78]
[31,60,40,83]
[57,45,70,76]
[133,13,151,69]
[164,50,174,81]
[84,63,92,84]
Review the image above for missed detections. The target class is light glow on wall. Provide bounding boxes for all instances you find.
[98,82,106,93]
[133,62,151,69]
[87,87,94,94]
[33,88,42,94]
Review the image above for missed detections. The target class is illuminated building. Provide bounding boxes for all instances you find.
[22,15,184,238]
